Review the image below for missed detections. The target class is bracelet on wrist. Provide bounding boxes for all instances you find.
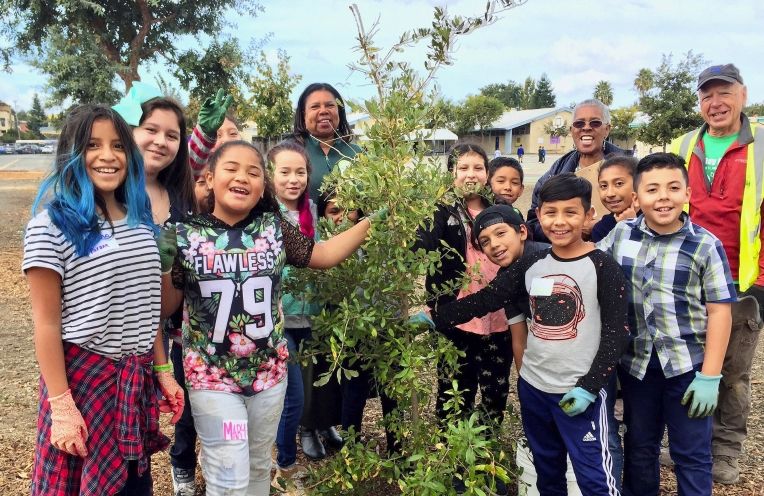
[153,363,173,373]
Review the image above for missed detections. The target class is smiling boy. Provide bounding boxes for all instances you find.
[597,153,736,496]
[429,173,629,496]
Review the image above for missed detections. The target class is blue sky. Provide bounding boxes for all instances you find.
[3,0,764,113]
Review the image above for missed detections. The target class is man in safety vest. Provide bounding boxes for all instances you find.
[671,63,763,485]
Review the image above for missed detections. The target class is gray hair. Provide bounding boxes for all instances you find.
[573,99,611,124]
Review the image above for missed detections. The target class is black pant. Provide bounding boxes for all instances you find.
[169,341,197,470]
[341,366,400,453]
[116,460,152,495]
[436,327,512,428]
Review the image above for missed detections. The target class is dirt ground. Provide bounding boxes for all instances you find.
[0,171,762,495]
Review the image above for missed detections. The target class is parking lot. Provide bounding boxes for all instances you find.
[0,154,54,173]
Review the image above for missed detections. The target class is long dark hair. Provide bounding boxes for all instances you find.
[206,140,280,216]
[292,83,353,144]
[32,104,155,256]
[139,97,196,215]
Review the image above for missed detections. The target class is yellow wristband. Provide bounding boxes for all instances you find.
[153,363,172,373]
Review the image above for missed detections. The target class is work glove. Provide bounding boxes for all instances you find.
[198,89,234,137]
[48,389,89,457]
[559,387,596,417]
[369,207,389,223]
[156,371,185,424]
[408,311,435,329]
[681,372,722,418]
[157,227,177,274]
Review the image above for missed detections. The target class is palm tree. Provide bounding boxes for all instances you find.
[593,80,614,106]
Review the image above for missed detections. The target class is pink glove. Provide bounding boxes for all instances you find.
[48,389,89,457]
[156,371,185,424]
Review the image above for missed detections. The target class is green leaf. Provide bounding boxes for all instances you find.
[214,231,229,250]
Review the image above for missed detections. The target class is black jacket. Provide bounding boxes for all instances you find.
[526,142,624,242]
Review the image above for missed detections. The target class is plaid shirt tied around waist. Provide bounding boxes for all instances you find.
[32,343,170,495]
[597,213,736,380]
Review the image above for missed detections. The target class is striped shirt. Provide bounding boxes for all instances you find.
[22,210,162,359]
[597,213,736,380]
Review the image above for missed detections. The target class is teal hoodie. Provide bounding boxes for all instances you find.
[280,201,321,327]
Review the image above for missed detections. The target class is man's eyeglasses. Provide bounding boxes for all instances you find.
[571,119,605,129]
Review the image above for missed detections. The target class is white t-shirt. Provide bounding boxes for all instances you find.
[22,210,161,359]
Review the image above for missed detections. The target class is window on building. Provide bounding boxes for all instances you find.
[0,118,5,127]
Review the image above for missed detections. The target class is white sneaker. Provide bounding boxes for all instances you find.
[171,466,197,496]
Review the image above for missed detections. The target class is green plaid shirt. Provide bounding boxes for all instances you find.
[597,213,736,379]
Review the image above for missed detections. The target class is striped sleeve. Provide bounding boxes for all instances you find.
[22,211,67,278]
[188,124,217,177]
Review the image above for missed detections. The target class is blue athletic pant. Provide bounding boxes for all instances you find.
[518,377,620,496]
[618,352,712,496]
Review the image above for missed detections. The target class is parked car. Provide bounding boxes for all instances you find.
[16,144,42,154]
[0,144,12,154]
[41,145,54,153]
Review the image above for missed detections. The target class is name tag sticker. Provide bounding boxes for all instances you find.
[89,234,119,256]
[223,419,248,441]
[619,240,642,260]
[529,277,554,296]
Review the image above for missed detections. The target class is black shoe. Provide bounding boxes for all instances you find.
[452,476,467,495]
[300,429,326,460]
[318,426,344,450]
[489,478,509,496]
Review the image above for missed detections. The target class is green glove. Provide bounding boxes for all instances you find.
[370,207,389,222]
[157,227,178,274]
[681,372,722,418]
[198,89,233,137]
[559,387,597,416]
[408,311,435,329]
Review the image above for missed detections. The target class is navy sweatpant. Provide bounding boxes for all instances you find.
[618,352,712,496]
[518,377,620,496]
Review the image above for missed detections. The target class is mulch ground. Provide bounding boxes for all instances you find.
[0,171,761,495]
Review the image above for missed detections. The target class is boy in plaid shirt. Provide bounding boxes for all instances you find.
[597,153,736,496]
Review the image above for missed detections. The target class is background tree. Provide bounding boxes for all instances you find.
[31,29,122,107]
[28,94,47,138]
[424,98,458,130]
[633,68,654,98]
[454,95,504,136]
[247,50,302,147]
[532,73,556,108]
[479,81,523,109]
[636,51,705,150]
[543,119,569,138]
[519,76,536,109]
[593,80,614,106]
[744,102,764,117]
[609,106,639,142]
[0,0,262,90]
[291,3,528,494]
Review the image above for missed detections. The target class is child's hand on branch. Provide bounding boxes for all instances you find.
[198,89,234,137]
[558,387,596,416]
[157,227,177,274]
[408,311,434,329]
[48,389,89,457]
[156,371,185,424]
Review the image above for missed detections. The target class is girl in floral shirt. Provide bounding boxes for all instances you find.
[159,140,379,496]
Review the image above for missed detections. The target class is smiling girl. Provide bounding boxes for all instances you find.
[24,105,183,495]
[159,140,380,495]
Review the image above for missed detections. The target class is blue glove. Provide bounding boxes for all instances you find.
[408,311,434,329]
[681,372,722,418]
[559,387,597,416]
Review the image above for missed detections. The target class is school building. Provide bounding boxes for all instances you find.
[0,102,13,135]
[460,107,575,155]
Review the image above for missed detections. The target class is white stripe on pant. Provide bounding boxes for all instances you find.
[189,380,287,495]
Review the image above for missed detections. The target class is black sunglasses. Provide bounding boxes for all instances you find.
[571,119,604,129]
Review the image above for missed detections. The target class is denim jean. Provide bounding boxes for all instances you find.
[275,328,308,468]
[169,341,197,470]
[189,380,287,496]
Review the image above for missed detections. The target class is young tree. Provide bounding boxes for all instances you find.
[292,3,528,494]
[1,0,262,90]
[247,50,302,147]
[609,106,639,142]
[453,95,504,136]
[28,94,47,137]
[532,73,556,108]
[480,81,523,109]
[593,80,614,106]
[31,28,123,107]
[637,52,705,150]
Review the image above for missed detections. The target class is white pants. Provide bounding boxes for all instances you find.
[189,380,287,496]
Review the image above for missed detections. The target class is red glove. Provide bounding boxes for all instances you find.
[48,389,89,457]
[156,371,185,424]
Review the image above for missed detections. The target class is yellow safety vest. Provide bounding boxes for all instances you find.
[671,124,764,291]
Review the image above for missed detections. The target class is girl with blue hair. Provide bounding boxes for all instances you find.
[23,105,184,495]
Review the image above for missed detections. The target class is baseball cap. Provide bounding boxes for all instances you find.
[473,205,525,241]
[696,64,744,91]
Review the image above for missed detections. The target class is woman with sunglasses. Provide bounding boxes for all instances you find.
[525,98,624,243]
